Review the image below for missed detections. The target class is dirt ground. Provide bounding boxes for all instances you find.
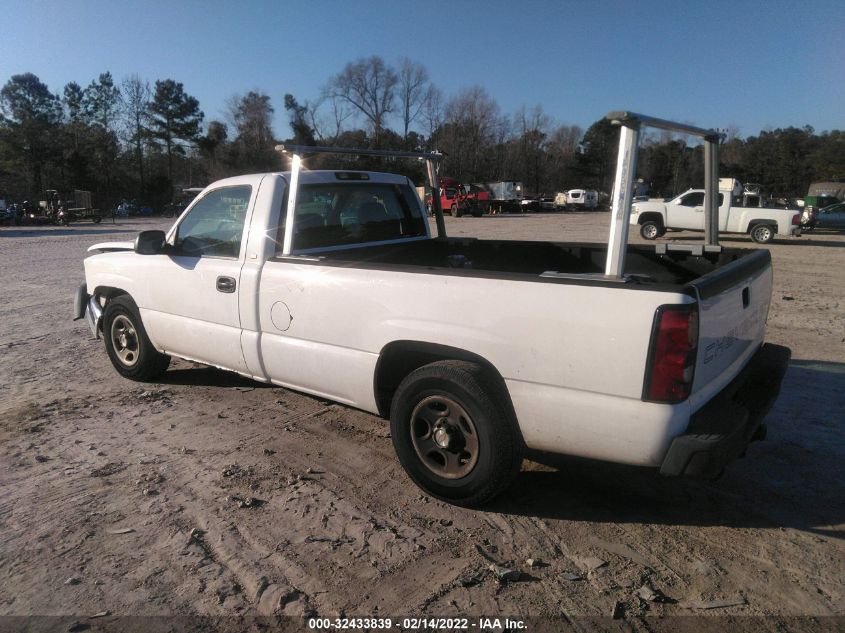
[1,213,843,632]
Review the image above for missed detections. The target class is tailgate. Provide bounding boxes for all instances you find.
[687,249,772,413]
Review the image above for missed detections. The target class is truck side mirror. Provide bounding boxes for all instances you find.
[135,230,166,255]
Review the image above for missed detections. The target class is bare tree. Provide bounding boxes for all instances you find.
[326,56,398,145]
[512,105,551,194]
[227,91,275,171]
[121,74,151,195]
[546,123,582,190]
[310,91,354,141]
[438,86,504,180]
[548,124,583,155]
[421,86,444,139]
[397,58,430,139]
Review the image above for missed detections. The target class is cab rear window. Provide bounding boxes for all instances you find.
[276,183,426,253]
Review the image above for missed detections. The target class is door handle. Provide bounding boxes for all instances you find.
[216,276,236,293]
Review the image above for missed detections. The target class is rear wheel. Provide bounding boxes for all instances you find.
[640,220,662,240]
[390,361,523,507]
[750,223,775,243]
[103,296,170,380]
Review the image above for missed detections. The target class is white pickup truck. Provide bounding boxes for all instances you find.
[631,178,801,243]
[74,135,789,507]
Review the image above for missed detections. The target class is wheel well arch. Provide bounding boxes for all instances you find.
[746,219,776,233]
[373,340,516,422]
[638,212,664,226]
[92,286,132,305]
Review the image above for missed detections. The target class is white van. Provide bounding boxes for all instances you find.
[565,189,598,209]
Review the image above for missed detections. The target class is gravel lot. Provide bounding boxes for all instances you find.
[1,213,843,630]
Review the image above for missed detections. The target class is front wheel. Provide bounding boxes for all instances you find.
[640,220,662,240]
[390,361,523,507]
[750,224,775,244]
[103,296,170,380]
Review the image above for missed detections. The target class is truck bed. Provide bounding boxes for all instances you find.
[305,237,762,290]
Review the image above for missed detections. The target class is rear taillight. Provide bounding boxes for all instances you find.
[792,213,800,226]
[644,305,698,403]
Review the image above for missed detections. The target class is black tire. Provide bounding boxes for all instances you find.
[390,360,523,507]
[640,220,662,240]
[103,295,170,380]
[750,223,775,244]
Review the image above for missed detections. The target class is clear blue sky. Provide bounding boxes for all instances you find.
[2,0,843,138]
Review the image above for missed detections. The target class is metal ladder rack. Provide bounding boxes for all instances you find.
[603,111,725,279]
[275,144,446,256]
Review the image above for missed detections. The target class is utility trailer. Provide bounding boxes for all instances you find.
[43,189,105,223]
[483,181,523,213]
[68,190,104,223]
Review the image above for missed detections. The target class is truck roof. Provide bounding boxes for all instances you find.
[206,170,411,190]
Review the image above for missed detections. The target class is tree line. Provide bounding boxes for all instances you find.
[1,57,842,211]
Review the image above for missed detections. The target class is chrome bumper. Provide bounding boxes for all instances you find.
[86,295,103,339]
[74,283,102,339]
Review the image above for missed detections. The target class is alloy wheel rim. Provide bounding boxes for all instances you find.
[110,315,139,367]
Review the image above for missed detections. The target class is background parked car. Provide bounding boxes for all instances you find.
[520,196,540,212]
[538,197,556,211]
[805,200,845,230]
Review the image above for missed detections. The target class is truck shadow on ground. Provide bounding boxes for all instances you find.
[155,366,273,389]
[491,361,845,540]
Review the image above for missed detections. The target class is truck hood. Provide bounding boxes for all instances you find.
[87,241,134,253]
[631,200,666,212]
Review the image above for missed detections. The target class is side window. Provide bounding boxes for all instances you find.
[679,192,705,207]
[175,186,251,258]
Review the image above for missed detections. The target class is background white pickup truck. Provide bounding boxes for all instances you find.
[631,178,801,243]
[74,145,790,506]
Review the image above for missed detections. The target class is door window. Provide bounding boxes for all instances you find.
[175,186,252,258]
[679,192,705,207]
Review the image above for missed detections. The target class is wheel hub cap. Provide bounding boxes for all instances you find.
[410,395,479,480]
[433,422,454,449]
[110,314,139,367]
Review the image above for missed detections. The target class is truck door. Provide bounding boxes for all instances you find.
[715,193,731,231]
[667,191,705,229]
[140,182,259,373]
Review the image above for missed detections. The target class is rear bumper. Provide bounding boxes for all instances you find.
[660,343,791,478]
